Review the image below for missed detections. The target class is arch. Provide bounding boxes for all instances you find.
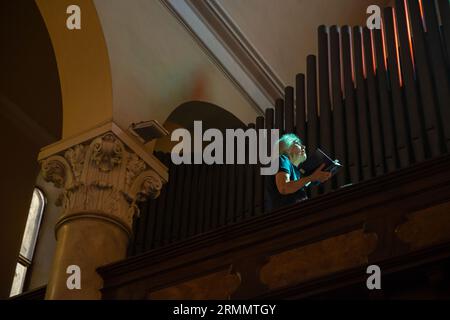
[35,0,113,138]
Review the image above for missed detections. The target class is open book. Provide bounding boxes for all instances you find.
[299,148,342,184]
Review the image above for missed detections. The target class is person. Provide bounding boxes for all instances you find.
[265,133,332,212]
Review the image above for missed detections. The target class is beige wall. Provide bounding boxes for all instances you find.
[0,0,62,299]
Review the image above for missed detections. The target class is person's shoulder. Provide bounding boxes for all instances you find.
[278,154,292,172]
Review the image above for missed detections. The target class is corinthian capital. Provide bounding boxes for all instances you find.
[38,122,168,235]
[131,170,163,201]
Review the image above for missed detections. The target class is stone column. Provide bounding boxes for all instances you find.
[38,122,168,299]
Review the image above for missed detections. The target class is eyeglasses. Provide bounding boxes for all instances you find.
[294,142,305,150]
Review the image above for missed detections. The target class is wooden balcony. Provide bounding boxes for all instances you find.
[98,154,450,299]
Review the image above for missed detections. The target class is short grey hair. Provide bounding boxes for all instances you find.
[277,133,303,156]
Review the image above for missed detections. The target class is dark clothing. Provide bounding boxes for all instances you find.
[264,155,308,213]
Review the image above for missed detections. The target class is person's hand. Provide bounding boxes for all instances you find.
[310,163,332,182]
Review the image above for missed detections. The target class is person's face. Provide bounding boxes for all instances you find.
[289,141,307,166]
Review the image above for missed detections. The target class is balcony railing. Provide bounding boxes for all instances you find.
[99,153,450,299]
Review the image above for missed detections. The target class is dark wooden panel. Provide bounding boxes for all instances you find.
[162,162,178,246]
[201,163,210,233]
[295,74,307,141]
[226,147,236,224]
[384,8,411,168]
[306,55,319,151]
[363,27,385,176]
[394,0,426,162]
[342,26,361,183]
[235,161,245,223]
[421,0,450,151]
[254,116,265,215]
[144,199,157,251]
[306,54,320,198]
[143,152,168,251]
[187,164,200,237]
[373,28,397,172]
[407,0,443,157]
[171,164,186,242]
[265,108,274,130]
[329,26,347,187]
[180,162,193,240]
[245,123,256,219]
[439,0,450,66]
[318,25,333,192]
[275,98,284,134]
[152,172,168,249]
[285,86,295,134]
[129,207,140,255]
[133,200,149,255]
[103,153,450,300]
[353,26,374,180]
[160,153,172,246]
[196,164,208,234]
[265,108,275,159]
[203,164,214,231]
[295,73,308,201]
[128,216,138,256]
[210,163,221,229]
[218,162,228,226]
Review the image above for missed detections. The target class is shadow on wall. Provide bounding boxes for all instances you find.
[154,101,246,153]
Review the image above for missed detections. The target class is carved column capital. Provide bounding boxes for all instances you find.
[39,122,168,237]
